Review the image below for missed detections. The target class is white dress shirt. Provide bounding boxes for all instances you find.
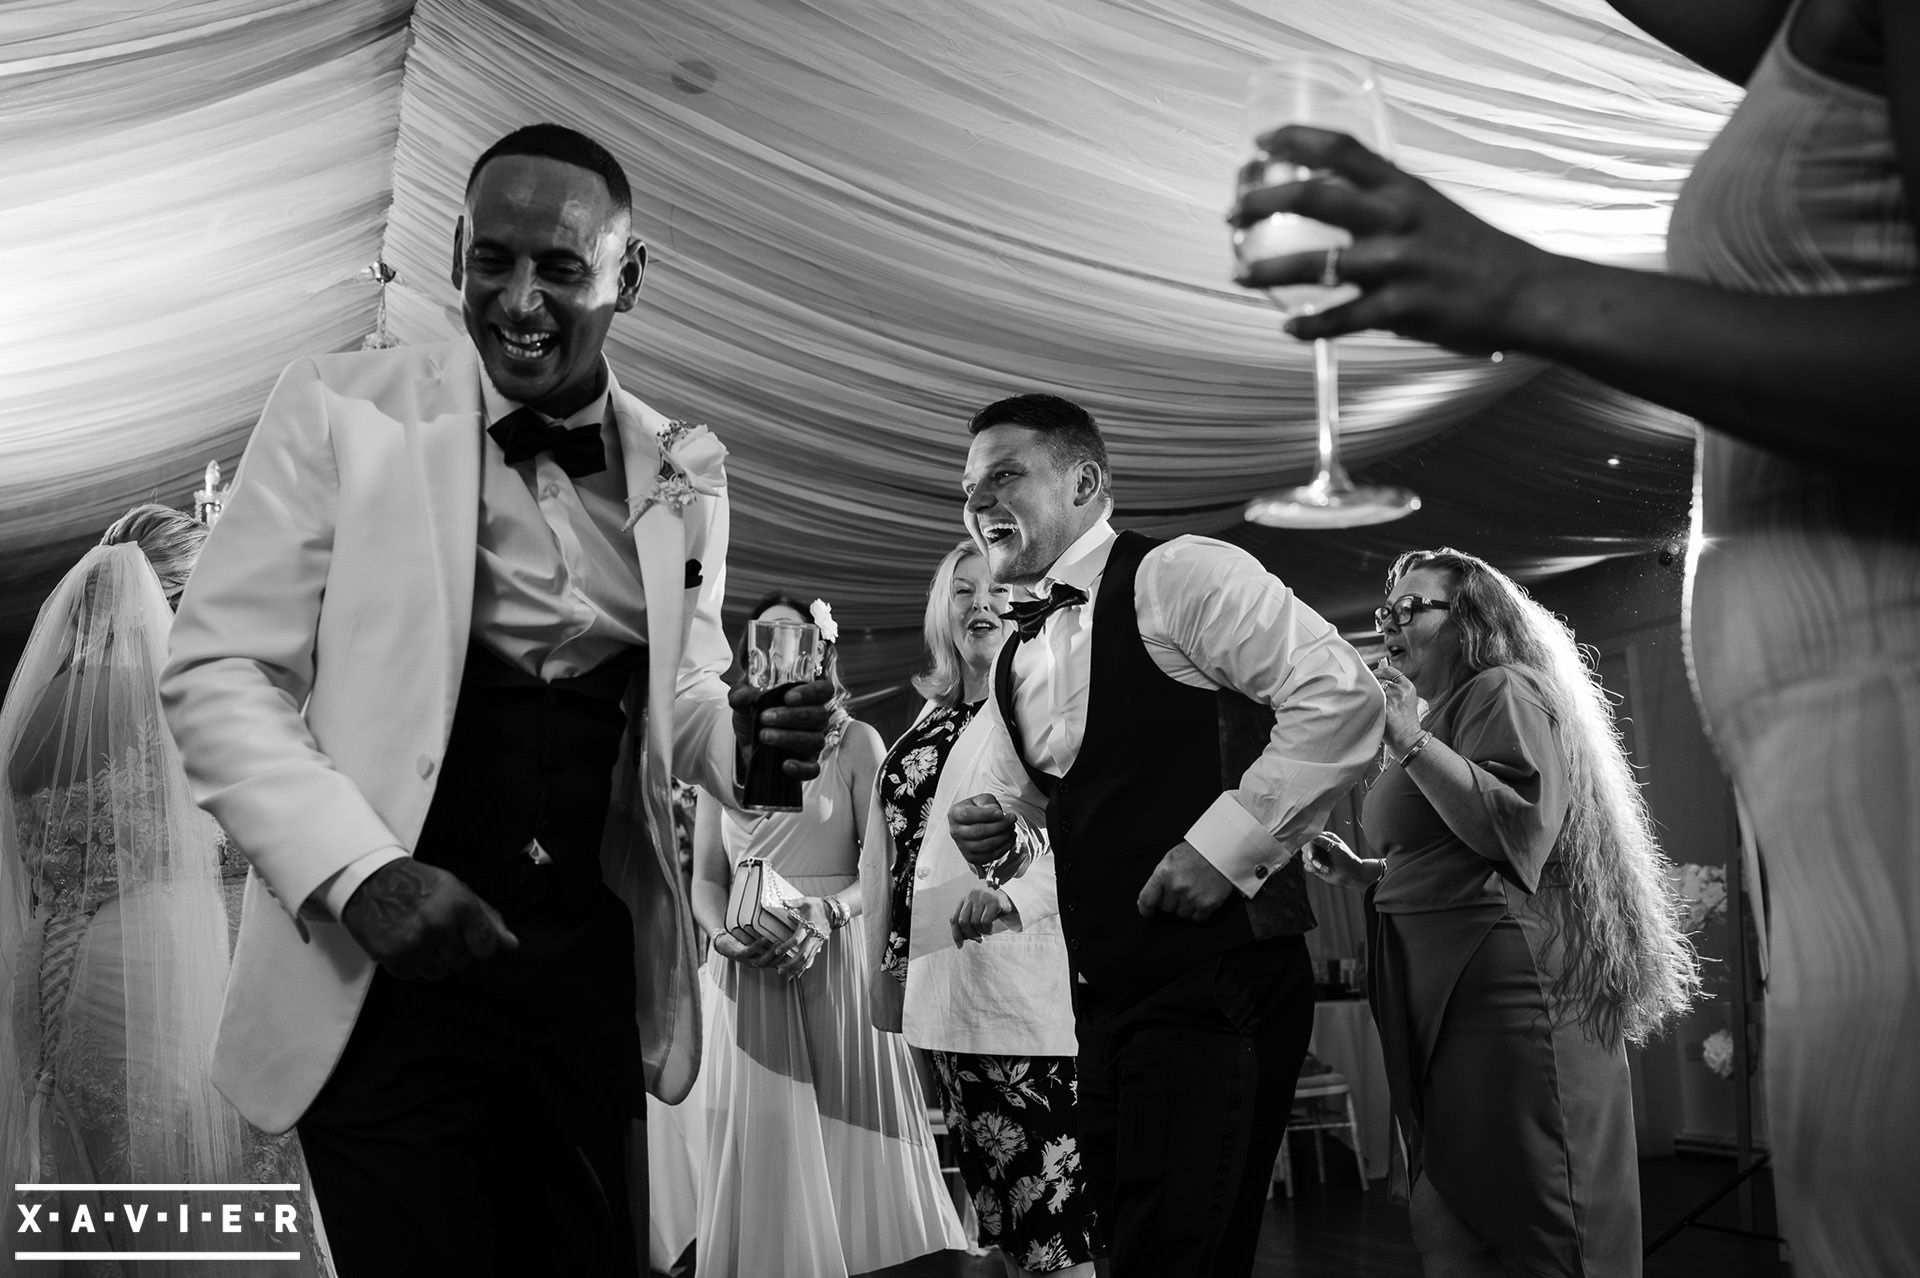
[984,518,1384,895]
[472,366,648,680]
[316,356,649,918]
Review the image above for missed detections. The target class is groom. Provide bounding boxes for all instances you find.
[162,124,828,1276]
[950,393,1382,1276]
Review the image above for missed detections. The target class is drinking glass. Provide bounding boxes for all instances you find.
[1233,52,1420,528]
[741,618,824,811]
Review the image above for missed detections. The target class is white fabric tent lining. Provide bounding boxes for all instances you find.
[3,0,1725,686]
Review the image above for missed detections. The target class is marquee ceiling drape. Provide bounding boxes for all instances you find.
[1,0,1735,687]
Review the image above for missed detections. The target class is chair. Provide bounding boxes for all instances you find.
[1271,1071,1367,1197]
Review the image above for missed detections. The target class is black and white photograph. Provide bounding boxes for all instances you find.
[1,1,1912,1274]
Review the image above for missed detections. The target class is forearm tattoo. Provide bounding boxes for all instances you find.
[350,861,430,931]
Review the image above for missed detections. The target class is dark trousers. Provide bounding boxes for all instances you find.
[298,649,644,1278]
[1073,935,1314,1278]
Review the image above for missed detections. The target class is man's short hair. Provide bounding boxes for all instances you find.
[968,392,1111,500]
[466,123,633,217]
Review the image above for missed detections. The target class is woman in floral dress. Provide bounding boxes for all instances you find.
[862,541,1100,1278]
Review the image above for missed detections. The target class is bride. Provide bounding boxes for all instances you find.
[0,504,332,1275]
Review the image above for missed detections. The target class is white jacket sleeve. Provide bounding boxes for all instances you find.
[161,357,402,925]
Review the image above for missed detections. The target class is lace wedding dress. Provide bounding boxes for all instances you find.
[0,543,334,1276]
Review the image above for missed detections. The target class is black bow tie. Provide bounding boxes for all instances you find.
[1004,583,1089,643]
[487,407,607,477]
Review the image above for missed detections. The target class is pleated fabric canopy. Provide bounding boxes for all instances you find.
[1,0,1733,686]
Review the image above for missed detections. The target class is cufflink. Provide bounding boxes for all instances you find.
[1253,864,1269,879]
[685,558,703,589]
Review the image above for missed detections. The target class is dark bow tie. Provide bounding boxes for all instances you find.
[487,407,607,477]
[1004,582,1089,643]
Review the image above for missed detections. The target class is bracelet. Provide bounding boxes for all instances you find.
[983,819,1043,889]
[980,847,1019,889]
[822,894,850,931]
[1399,730,1434,770]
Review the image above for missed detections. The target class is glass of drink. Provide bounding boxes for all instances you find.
[741,618,825,811]
[1233,52,1420,528]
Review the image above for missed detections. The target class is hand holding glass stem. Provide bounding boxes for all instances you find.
[1232,53,1419,527]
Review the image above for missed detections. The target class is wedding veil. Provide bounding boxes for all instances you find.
[0,540,245,1191]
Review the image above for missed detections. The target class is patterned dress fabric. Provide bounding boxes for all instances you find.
[879,700,981,985]
[1667,10,1920,1274]
[928,1051,1099,1273]
[696,726,964,1278]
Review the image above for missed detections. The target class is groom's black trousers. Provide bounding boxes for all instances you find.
[1073,936,1314,1278]
[298,645,645,1277]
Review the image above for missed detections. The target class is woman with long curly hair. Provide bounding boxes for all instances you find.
[1305,547,1697,1277]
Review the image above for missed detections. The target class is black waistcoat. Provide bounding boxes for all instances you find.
[995,531,1315,1005]
[412,643,641,912]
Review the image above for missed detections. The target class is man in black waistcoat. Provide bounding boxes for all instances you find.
[163,125,832,1276]
[950,393,1384,1276]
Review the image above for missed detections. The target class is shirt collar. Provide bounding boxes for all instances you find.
[477,352,617,435]
[1038,517,1115,598]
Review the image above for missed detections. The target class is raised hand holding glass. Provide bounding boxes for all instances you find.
[1233,53,1420,528]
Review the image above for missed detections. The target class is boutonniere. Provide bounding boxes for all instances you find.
[624,419,729,530]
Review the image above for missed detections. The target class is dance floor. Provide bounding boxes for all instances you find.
[851,1151,1793,1278]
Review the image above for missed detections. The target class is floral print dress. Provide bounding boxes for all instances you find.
[879,702,1099,1272]
[879,700,981,985]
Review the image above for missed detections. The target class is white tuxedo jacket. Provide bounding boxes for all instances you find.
[161,339,734,1133]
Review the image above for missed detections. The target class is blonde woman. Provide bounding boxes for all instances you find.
[864,541,1099,1277]
[1306,547,1697,1278]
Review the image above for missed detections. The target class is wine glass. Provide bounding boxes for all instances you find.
[1233,53,1420,528]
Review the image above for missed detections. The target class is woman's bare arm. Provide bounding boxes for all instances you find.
[1237,120,1920,470]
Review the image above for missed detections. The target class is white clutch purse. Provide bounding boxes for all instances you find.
[725,857,806,947]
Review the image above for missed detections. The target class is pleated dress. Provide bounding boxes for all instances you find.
[695,722,965,1277]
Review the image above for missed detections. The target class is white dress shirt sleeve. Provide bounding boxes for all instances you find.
[313,845,412,921]
[1137,537,1385,896]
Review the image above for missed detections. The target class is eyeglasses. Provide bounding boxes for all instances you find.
[1374,594,1452,632]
